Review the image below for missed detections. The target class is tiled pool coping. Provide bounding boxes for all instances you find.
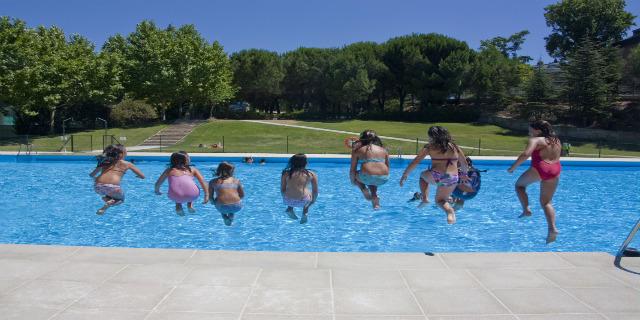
[0,244,638,319]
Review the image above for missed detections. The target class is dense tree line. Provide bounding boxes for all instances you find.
[0,0,637,134]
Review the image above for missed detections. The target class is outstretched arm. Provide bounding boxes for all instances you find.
[508,138,539,173]
[349,151,359,185]
[89,167,101,178]
[456,146,470,182]
[154,169,169,195]
[400,147,429,186]
[127,162,145,179]
[310,172,319,204]
[280,173,287,194]
[193,168,209,204]
[237,180,245,199]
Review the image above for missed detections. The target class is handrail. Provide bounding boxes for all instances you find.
[615,218,640,267]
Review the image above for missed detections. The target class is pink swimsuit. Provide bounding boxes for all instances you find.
[168,174,200,203]
[531,149,561,180]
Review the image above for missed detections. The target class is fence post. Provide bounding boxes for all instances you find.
[478,138,481,156]
[222,136,225,153]
[286,136,289,153]
[71,135,74,153]
[415,138,419,154]
[598,142,602,158]
[159,135,162,152]
[90,135,93,152]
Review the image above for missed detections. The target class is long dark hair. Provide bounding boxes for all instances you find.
[96,144,125,168]
[530,120,560,145]
[215,161,234,179]
[283,153,310,178]
[357,130,383,149]
[427,126,454,153]
[170,151,191,171]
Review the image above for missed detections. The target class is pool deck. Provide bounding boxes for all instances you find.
[1,244,638,320]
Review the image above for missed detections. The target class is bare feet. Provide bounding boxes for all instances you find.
[300,213,308,224]
[518,208,532,218]
[285,207,298,220]
[372,196,380,210]
[446,209,456,224]
[96,205,109,215]
[546,229,559,244]
[188,207,196,213]
[222,214,232,226]
[417,201,429,208]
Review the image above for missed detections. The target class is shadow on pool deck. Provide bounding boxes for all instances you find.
[0,244,638,319]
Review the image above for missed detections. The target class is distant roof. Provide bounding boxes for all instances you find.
[615,28,640,48]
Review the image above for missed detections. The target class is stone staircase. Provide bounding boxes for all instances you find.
[138,120,206,148]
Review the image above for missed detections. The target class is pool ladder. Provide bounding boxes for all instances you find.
[615,218,640,266]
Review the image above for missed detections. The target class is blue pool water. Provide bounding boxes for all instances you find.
[1,155,639,253]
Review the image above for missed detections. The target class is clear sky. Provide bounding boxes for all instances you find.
[2,0,640,62]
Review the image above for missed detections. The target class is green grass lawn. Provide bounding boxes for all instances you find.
[0,124,166,152]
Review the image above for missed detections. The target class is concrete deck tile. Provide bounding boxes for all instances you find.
[0,244,79,261]
[244,287,332,315]
[0,305,61,320]
[0,279,95,308]
[50,308,149,320]
[565,287,640,313]
[331,269,406,289]
[147,311,239,320]
[601,268,640,289]
[491,288,592,314]
[428,316,517,320]
[554,252,613,268]
[539,267,627,288]
[618,257,640,267]
[39,262,125,283]
[158,285,251,313]
[256,269,330,288]
[413,288,509,316]
[516,314,605,320]
[182,266,261,287]
[334,316,426,320]
[317,252,446,270]
[440,252,572,269]
[108,263,193,285]
[73,282,172,310]
[602,313,640,320]
[0,279,27,294]
[401,269,479,289]
[188,250,316,268]
[469,269,553,289]
[243,315,333,320]
[333,288,422,315]
[0,259,65,280]
[69,247,195,264]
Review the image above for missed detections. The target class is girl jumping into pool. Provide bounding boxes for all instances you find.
[281,153,318,224]
[90,144,145,215]
[508,120,562,244]
[350,130,390,209]
[450,157,483,210]
[155,151,208,215]
[400,126,469,224]
[209,162,244,226]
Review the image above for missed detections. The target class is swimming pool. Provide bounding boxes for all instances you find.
[1,155,639,253]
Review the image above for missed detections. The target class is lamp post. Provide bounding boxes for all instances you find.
[96,117,108,149]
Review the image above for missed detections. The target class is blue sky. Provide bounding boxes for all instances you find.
[2,0,640,61]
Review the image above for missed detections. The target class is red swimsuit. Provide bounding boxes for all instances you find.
[531,149,561,180]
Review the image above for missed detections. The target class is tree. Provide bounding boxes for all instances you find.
[231,49,284,113]
[382,35,427,111]
[562,37,618,126]
[544,0,635,60]
[469,45,521,106]
[625,46,640,94]
[480,30,532,63]
[526,60,553,102]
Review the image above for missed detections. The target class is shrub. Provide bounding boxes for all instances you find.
[110,100,158,127]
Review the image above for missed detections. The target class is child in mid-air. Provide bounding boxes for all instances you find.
[90,144,145,215]
[209,162,244,226]
[155,151,208,215]
[281,154,318,224]
[450,157,483,210]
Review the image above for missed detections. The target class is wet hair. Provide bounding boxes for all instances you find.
[358,130,383,148]
[215,162,235,179]
[466,157,473,167]
[283,153,311,178]
[170,151,191,171]
[96,144,125,168]
[529,120,560,145]
[427,126,454,153]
